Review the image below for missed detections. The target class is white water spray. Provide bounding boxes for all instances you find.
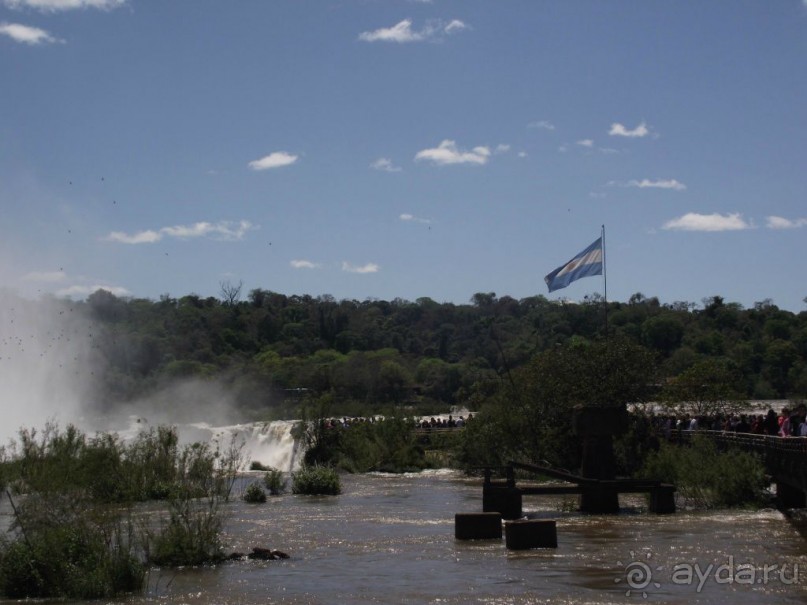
[0,292,100,443]
[0,291,305,470]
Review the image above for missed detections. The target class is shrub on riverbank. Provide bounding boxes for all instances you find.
[292,465,341,495]
[1,423,242,504]
[243,482,267,503]
[0,494,145,599]
[0,422,243,598]
[143,491,225,566]
[300,411,427,473]
[639,435,768,509]
[263,468,287,495]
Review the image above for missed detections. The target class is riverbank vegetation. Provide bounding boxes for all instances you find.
[639,435,768,508]
[0,424,241,599]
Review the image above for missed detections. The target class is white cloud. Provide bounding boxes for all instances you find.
[414,140,491,166]
[444,19,468,34]
[3,0,124,10]
[609,121,650,138]
[104,229,161,244]
[22,270,67,282]
[400,213,431,224]
[528,120,555,130]
[290,259,322,269]
[371,157,402,172]
[342,261,380,274]
[359,19,420,42]
[248,151,298,170]
[766,216,807,229]
[576,139,594,148]
[662,212,752,232]
[358,18,469,43]
[494,144,510,154]
[104,220,255,244]
[0,22,60,44]
[56,284,130,298]
[626,178,687,191]
[161,221,253,240]
[518,151,528,158]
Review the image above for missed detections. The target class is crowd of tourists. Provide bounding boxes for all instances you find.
[319,414,473,431]
[656,403,807,438]
[417,414,473,430]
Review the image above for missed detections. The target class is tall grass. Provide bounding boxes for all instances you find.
[0,492,145,599]
[0,423,244,599]
[143,491,225,567]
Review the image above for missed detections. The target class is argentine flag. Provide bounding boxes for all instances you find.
[544,237,603,293]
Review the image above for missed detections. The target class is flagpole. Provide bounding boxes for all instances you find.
[602,224,608,340]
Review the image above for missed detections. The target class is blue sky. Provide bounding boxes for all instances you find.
[1,0,806,311]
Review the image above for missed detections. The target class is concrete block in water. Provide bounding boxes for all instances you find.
[505,519,557,550]
[482,486,522,519]
[455,512,503,540]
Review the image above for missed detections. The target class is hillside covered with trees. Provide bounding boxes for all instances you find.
[32,286,807,419]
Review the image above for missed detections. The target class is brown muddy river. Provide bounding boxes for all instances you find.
[7,469,799,605]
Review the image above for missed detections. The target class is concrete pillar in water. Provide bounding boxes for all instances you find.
[505,519,558,550]
[649,484,676,514]
[455,512,503,540]
[574,405,628,514]
[776,481,806,509]
[579,481,620,515]
[482,486,522,520]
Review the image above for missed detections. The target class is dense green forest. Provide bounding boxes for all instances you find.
[23,286,805,418]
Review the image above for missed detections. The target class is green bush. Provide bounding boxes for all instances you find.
[263,468,287,495]
[1,423,243,505]
[640,435,768,509]
[144,492,225,567]
[0,422,241,598]
[291,465,341,495]
[243,482,267,503]
[0,495,145,599]
[301,415,427,473]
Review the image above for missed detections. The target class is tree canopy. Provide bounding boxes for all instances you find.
[8,289,807,419]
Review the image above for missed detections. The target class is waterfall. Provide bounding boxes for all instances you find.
[118,417,305,473]
[187,420,305,472]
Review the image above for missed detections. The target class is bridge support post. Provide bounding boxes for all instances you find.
[649,484,676,514]
[579,482,620,514]
[776,482,806,509]
[482,486,522,520]
[574,406,628,514]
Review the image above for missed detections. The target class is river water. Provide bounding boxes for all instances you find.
[17,470,793,605]
[2,417,806,604]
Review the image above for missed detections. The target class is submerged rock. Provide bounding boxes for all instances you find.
[246,547,290,560]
